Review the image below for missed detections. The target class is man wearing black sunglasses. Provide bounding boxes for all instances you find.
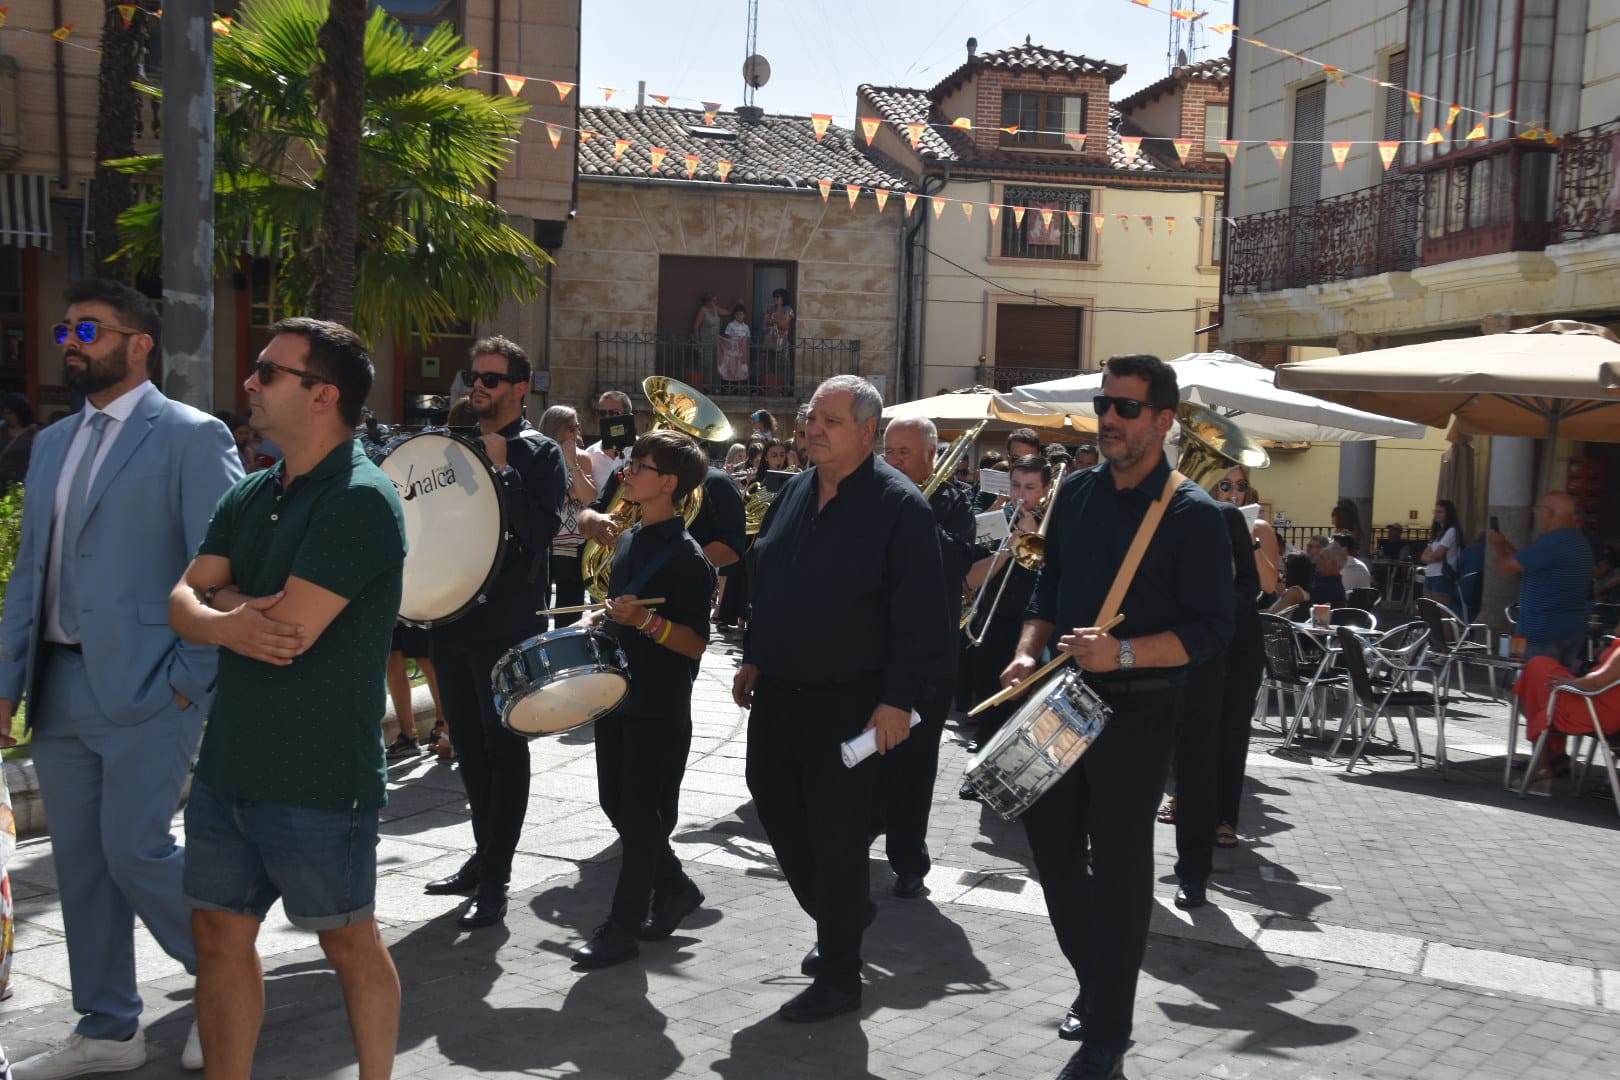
[422,336,567,930]
[1001,355,1233,1080]
[0,279,242,1077]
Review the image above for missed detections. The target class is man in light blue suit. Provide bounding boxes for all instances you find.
[0,279,242,1079]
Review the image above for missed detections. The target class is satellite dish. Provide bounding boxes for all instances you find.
[1177,48,1189,67]
[744,54,771,89]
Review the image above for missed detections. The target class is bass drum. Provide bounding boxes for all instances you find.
[375,429,508,627]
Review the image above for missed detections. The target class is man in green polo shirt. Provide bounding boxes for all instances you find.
[168,317,406,1080]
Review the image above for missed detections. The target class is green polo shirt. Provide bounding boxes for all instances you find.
[194,440,406,812]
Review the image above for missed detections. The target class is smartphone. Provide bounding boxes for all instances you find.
[1489,515,1500,532]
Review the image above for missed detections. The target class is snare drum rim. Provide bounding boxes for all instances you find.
[383,428,512,628]
[490,626,630,734]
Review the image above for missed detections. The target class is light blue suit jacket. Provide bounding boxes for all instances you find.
[0,384,243,725]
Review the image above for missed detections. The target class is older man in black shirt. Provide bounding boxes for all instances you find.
[1002,355,1233,1080]
[734,375,950,1023]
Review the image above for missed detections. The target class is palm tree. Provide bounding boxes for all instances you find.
[110,0,550,341]
[312,0,366,325]
[90,0,151,277]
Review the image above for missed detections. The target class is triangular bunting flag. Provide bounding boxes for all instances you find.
[716,160,733,182]
[811,114,832,142]
[931,197,946,220]
[1408,91,1422,115]
[1171,8,1205,20]
[1064,210,1079,232]
[1323,65,1345,84]
[860,118,880,145]
[52,24,73,41]
[1120,136,1142,163]
[1131,0,1150,6]
[649,147,667,170]
[1001,126,1019,136]
[961,202,973,221]
[903,192,918,216]
[551,81,575,100]
[1331,141,1351,169]
[1425,128,1444,145]
[1219,139,1239,161]
[503,75,527,97]
[602,87,619,103]
[817,179,832,203]
[1446,103,1461,128]
[1116,213,1130,232]
[683,153,700,178]
[1517,126,1544,141]
[578,130,598,144]
[951,117,973,130]
[544,122,561,149]
[1093,214,1105,234]
[212,16,231,34]
[905,122,926,149]
[1012,206,1026,227]
[1165,216,1176,236]
[0,9,10,29]
[987,204,1001,225]
[613,138,630,161]
[1485,109,1512,119]
[874,189,890,213]
[117,4,137,28]
[1172,139,1193,165]
[1064,132,1087,151]
[1268,141,1289,163]
[650,94,670,106]
[456,49,479,72]
[1142,215,1154,233]
[1465,122,1487,141]
[846,185,861,208]
[1211,23,1236,33]
[1378,141,1399,169]
[702,102,722,125]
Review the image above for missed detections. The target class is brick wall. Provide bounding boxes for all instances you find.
[1177,81,1230,166]
[964,71,1114,166]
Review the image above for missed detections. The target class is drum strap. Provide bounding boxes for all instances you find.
[1095,469,1187,627]
[618,527,678,598]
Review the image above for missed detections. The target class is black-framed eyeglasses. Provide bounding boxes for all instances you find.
[465,370,525,389]
[1092,395,1153,420]
[255,359,331,386]
[621,460,668,478]
[1217,480,1250,493]
[53,320,148,346]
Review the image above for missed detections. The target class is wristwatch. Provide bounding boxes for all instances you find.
[200,584,221,609]
[1116,639,1136,671]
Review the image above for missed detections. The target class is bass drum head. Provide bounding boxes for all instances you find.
[504,670,628,735]
[377,431,505,625]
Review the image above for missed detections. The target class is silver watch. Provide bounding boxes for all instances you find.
[1117,639,1136,670]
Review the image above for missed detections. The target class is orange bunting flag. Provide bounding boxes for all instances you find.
[961,202,973,221]
[1001,126,1019,136]
[1166,216,1176,236]
[650,94,670,106]
[545,122,561,149]
[903,192,918,216]
[1065,210,1080,232]
[1424,128,1444,145]
[212,17,231,34]
[683,153,700,178]
[846,185,861,208]
[1323,65,1345,84]
[1465,122,1487,141]
[1012,206,1026,227]
[1446,103,1461,128]
[503,75,527,96]
[716,160,733,182]
[1120,136,1142,163]
[1485,109,1512,119]
[0,8,9,29]
[987,204,1001,225]
[859,117,880,145]
[1093,214,1105,234]
[1211,23,1236,34]
[602,87,619,102]
[1064,132,1087,151]
[1142,216,1154,233]
[811,114,832,142]
[1268,141,1289,163]
[117,4,137,27]
[613,138,630,161]
[648,147,667,170]
[578,130,598,144]
[52,24,74,41]
[702,102,722,125]
[1378,141,1400,169]
[931,197,946,220]
[550,82,575,100]
[1331,141,1351,169]
[817,179,832,203]
[905,122,926,149]
[1407,91,1422,115]
[1219,139,1239,161]
[1172,139,1193,165]
[874,189,890,213]
[1171,8,1204,20]
[1517,126,1544,141]
[457,49,479,72]
[1131,0,1150,6]
[951,117,973,130]
[1115,213,1130,232]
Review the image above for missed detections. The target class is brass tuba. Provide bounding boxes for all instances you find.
[580,376,734,600]
[1174,400,1269,491]
[743,466,799,536]
[921,418,988,499]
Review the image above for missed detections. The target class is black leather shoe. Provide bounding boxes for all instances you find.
[573,922,640,967]
[425,856,481,897]
[800,943,821,977]
[778,981,861,1022]
[1174,880,1207,910]
[1056,1043,1124,1079]
[958,780,981,802]
[1058,1009,1084,1041]
[638,881,704,941]
[457,888,507,929]
[893,872,927,899]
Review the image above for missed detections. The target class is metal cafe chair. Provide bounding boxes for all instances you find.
[1337,626,1448,774]
[1517,674,1620,820]
[1417,597,1497,699]
[1260,613,1348,747]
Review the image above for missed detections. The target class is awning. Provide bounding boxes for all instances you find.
[0,174,53,250]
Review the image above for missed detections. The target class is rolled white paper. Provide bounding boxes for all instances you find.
[841,710,924,768]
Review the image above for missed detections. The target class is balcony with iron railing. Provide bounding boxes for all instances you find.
[1554,118,1620,242]
[1227,141,1558,295]
[973,363,1084,393]
[593,331,861,403]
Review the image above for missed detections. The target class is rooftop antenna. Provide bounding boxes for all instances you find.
[742,0,764,108]
[1167,1,1207,73]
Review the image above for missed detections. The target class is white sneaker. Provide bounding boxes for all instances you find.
[12,1031,147,1080]
[181,1022,204,1070]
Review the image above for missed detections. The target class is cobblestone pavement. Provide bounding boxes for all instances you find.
[1,635,1616,1079]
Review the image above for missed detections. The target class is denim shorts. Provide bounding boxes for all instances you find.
[183,778,379,931]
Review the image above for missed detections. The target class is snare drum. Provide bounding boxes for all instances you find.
[375,429,508,626]
[962,670,1112,820]
[490,626,629,736]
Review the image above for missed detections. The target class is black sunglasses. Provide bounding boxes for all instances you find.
[1217,480,1250,493]
[255,359,331,386]
[53,320,147,346]
[1093,395,1153,420]
[465,370,525,389]
[621,460,668,477]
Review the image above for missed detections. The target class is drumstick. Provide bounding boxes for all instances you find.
[966,614,1126,718]
[535,597,667,617]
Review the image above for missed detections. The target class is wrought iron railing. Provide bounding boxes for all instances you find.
[1555,118,1620,242]
[1409,140,1557,264]
[1227,176,1424,294]
[593,331,861,401]
[973,363,1084,393]
[998,186,1092,261]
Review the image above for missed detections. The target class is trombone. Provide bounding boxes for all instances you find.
[958,460,1066,645]
[961,498,1023,645]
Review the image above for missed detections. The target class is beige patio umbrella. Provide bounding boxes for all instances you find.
[882,386,1097,434]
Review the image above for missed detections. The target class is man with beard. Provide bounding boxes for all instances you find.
[0,279,241,1077]
[421,337,567,929]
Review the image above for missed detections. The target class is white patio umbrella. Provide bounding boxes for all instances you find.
[882,386,1097,434]
[1000,352,1429,443]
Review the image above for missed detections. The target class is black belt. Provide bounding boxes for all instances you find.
[45,641,83,654]
[758,671,879,696]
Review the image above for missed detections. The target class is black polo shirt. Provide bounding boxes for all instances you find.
[602,516,714,720]
[1028,453,1233,687]
[744,454,951,713]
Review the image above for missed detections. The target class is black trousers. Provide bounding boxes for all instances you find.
[873,681,951,877]
[549,551,585,627]
[969,616,1024,745]
[1217,618,1265,827]
[1171,659,1223,886]
[745,675,880,992]
[1022,684,1179,1054]
[595,711,694,930]
[431,597,545,889]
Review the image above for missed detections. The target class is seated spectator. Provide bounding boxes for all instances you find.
[1308,534,1347,607]
[1377,524,1412,560]
[1335,532,1373,592]
[1268,552,1314,615]
[1594,547,1620,603]
[1515,635,1620,781]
